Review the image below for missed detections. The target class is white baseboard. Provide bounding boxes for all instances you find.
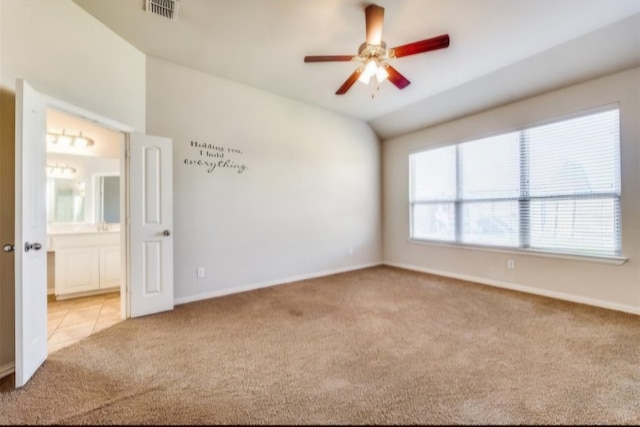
[54,287,119,301]
[0,362,15,379]
[384,262,640,316]
[174,262,382,306]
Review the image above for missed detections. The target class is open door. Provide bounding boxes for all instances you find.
[11,82,173,386]
[128,133,174,317]
[14,79,48,387]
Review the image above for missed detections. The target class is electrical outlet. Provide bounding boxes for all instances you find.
[349,248,354,256]
[197,267,205,278]
[507,259,515,270]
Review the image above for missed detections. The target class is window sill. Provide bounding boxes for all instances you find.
[407,238,628,266]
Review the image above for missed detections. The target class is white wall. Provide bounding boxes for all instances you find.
[146,57,382,303]
[0,0,145,131]
[383,67,640,314]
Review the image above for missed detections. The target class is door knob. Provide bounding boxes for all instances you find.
[24,242,42,252]
[2,244,14,253]
[163,230,171,236]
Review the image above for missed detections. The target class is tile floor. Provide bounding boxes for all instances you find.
[47,292,123,354]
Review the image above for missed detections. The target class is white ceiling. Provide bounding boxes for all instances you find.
[72,0,640,139]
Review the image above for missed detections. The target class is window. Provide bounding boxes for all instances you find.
[409,108,621,258]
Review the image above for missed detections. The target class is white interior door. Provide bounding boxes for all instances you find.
[14,79,48,388]
[128,133,174,317]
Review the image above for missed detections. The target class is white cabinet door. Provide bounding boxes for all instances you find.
[100,245,121,289]
[52,233,121,297]
[55,248,100,294]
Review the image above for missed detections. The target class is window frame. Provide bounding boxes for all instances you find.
[408,105,626,265]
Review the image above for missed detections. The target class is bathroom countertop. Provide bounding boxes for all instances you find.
[47,224,121,236]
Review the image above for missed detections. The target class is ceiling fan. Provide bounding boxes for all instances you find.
[304,4,450,96]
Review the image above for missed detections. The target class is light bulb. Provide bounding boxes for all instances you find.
[364,60,377,76]
[358,72,371,84]
[74,131,93,148]
[376,65,388,83]
[358,60,378,84]
[57,130,72,146]
[74,136,89,147]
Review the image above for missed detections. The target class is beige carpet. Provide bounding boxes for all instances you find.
[1,266,639,425]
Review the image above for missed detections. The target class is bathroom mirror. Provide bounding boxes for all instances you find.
[46,178,86,223]
[96,174,120,223]
[46,152,120,226]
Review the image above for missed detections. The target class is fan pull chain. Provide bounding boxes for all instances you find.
[371,84,381,99]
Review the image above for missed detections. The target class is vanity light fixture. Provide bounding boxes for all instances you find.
[73,132,92,148]
[47,129,94,148]
[46,163,76,177]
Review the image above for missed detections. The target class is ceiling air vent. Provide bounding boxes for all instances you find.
[145,0,179,20]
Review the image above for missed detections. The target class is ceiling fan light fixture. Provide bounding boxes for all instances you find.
[376,65,389,83]
[357,72,371,85]
[358,60,378,84]
[303,4,450,96]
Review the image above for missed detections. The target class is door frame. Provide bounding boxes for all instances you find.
[38,95,133,319]
[13,83,175,387]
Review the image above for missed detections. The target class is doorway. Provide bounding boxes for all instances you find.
[13,79,174,388]
[45,107,125,353]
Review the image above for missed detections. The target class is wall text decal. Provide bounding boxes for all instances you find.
[183,140,248,174]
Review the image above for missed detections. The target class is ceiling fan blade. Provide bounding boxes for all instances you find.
[336,68,363,95]
[385,65,411,89]
[365,4,384,45]
[391,34,450,58]
[304,55,354,62]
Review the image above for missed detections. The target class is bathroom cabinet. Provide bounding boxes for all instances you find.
[49,231,121,297]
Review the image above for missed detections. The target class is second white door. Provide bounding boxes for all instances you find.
[128,133,174,318]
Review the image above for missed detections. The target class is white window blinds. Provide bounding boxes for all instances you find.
[410,108,621,258]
